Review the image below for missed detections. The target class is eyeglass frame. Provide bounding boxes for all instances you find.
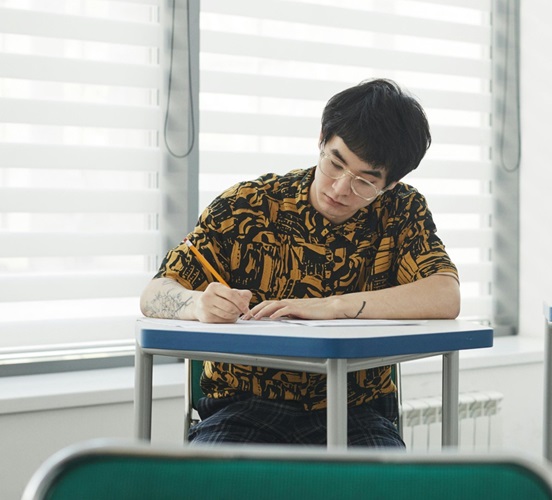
[317,149,390,202]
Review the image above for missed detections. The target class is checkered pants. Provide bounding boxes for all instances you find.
[188,393,405,448]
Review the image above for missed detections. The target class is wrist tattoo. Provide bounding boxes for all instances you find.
[146,291,193,319]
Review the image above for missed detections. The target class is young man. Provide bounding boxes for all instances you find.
[140,78,460,447]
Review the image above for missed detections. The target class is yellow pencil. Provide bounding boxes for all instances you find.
[184,238,230,288]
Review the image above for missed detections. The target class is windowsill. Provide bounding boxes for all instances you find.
[0,336,545,416]
[401,334,544,375]
[0,363,186,416]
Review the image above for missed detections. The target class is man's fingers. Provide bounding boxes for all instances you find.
[249,300,289,319]
[204,283,252,317]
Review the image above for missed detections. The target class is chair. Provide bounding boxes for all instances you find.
[22,439,552,500]
[183,359,204,440]
[183,360,403,441]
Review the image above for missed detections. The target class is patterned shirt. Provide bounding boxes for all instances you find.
[155,167,458,410]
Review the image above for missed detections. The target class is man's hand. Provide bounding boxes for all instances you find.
[194,282,252,323]
[140,278,252,323]
[243,297,336,321]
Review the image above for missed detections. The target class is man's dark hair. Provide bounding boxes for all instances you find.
[320,78,431,185]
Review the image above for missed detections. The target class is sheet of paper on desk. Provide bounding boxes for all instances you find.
[144,318,286,329]
[277,319,427,327]
[144,318,426,329]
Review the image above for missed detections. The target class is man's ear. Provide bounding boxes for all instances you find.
[384,181,398,192]
[318,131,324,149]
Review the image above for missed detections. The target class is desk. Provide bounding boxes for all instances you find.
[544,302,552,460]
[134,318,493,448]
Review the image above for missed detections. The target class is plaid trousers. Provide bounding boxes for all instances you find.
[188,393,405,448]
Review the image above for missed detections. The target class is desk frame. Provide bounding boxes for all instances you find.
[134,327,469,449]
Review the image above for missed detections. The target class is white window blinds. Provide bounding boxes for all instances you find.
[198,0,493,322]
[0,0,161,354]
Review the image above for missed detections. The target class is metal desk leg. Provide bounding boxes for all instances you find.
[183,358,193,443]
[442,350,459,447]
[326,358,348,449]
[134,344,153,440]
[545,317,552,460]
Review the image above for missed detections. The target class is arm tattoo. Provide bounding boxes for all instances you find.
[345,301,366,319]
[145,290,193,319]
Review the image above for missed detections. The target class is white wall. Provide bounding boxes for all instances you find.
[0,366,187,500]
[1,3,552,499]
[519,0,552,335]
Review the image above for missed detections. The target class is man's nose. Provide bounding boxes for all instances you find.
[332,175,352,195]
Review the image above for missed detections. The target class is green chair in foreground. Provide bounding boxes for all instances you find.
[23,439,552,500]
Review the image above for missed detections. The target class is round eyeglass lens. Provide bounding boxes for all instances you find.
[352,179,378,200]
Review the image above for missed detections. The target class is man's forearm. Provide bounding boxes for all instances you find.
[140,278,198,320]
[336,274,461,320]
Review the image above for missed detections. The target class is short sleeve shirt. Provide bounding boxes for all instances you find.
[155,167,458,410]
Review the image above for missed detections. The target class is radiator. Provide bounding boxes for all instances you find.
[400,391,504,451]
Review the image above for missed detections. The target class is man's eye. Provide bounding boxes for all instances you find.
[332,163,344,171]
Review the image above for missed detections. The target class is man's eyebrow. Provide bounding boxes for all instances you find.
[364,169,383,179]
[329,148,348,165]
[329,148,384,179]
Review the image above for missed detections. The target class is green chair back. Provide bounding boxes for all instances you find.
[23,442,552,500]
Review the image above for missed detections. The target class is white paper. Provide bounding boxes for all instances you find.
[142,317,426,329]
[277,319,427,327]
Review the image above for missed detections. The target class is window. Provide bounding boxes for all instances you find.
[0,0,515,370]
[0,0,161,362]
[198,0,495,323]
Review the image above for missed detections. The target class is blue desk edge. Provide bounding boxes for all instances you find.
[137,324,493,360]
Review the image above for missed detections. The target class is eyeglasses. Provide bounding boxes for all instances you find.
[318,150,386,201]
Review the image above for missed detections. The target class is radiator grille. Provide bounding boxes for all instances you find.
[400,391,503,451]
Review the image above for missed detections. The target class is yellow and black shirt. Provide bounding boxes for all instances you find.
[155,167,458,411]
